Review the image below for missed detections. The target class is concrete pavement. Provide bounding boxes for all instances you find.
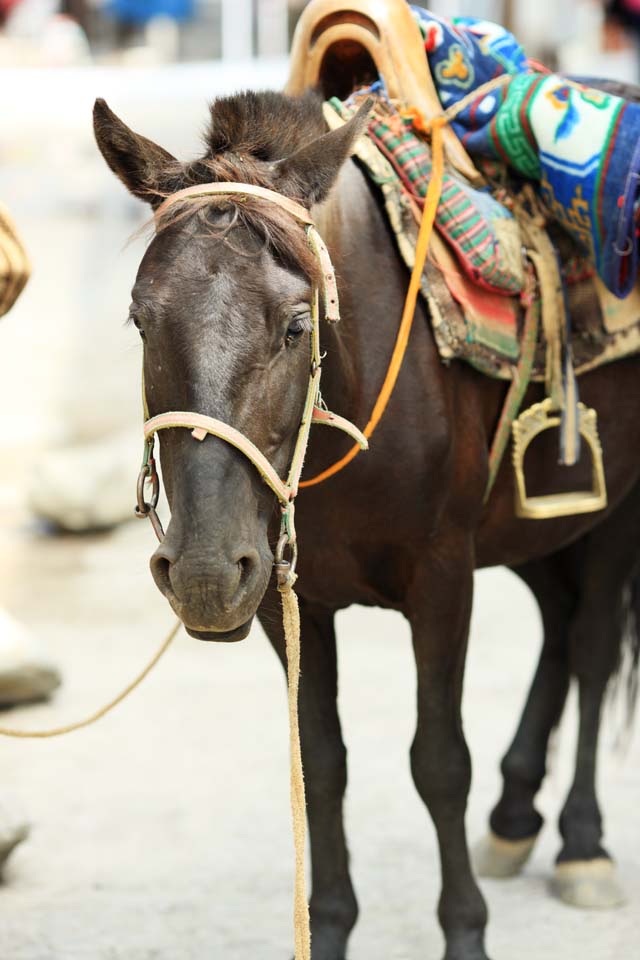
[0,516,637,959]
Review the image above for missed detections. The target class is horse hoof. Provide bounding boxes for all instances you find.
[553,858,627,909]
[472,830,538,878]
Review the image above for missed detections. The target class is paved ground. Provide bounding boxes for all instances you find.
[0,513,638,960]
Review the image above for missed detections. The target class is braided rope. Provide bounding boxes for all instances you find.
[281,581,311,960]
[0,592,310,960]
[0,620,180,738]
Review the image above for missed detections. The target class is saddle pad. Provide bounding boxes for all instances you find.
[434,237,640,382]
[329,97,524,297]
[323,96,640,381]
[411,8,640,299]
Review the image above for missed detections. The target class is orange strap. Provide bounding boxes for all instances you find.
[299,117,447,488]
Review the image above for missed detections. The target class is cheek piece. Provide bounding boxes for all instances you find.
[135,181,368,585]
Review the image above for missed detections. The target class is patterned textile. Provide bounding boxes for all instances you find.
[330,96,523,296]
[324,94,640,381]
[410,7,640,299]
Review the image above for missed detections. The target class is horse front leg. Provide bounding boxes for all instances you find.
[407,536,489,960]
[258,591,358,960]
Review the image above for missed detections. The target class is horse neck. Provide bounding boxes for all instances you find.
[312,159,427,428]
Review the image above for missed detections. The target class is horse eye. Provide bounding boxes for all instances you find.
[130,314,146,341]
[285,314,311,344]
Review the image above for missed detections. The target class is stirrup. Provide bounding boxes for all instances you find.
[512,398,607,520]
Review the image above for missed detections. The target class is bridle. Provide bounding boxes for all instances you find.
[135,181,368,587]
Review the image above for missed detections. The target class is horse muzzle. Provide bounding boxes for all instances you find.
[150,540,269,641]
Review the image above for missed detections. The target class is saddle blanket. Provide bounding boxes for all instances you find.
[326,92,640,381]
[410,7,640,299]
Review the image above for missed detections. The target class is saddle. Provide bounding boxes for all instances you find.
[286,0,640,520]
[285,0,478,182]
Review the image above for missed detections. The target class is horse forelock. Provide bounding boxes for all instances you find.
[140,90,329,282]
[149,90,326,196]
[151,195,322,285]
[202,89,327,162]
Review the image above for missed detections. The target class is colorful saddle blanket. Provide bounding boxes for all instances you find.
[410,7,640,299]
[325,93,640,381]
[360,97,524,296]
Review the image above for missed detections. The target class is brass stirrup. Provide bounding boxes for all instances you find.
[512,399,608,520]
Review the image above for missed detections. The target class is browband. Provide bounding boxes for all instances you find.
[153,181,339,323]
[155,182,314,226]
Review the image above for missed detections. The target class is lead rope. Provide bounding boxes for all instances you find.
[298,114,446,488]
[280,577,311,960]
[299,73,513,489]
[0,593,311,958]
[0,620,180,738]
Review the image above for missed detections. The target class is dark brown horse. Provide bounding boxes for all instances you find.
[94,89,640,960]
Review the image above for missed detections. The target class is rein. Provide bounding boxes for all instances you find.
[130,114,499,951]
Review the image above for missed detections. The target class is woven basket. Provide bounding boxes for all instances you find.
[0,203,30,318]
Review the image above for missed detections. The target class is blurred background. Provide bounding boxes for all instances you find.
[2,0,640,531]
[2,2,640,535]
[1,3,639,958]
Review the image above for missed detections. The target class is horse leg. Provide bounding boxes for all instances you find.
[474,555,575,878]
[552,593,629,908]
[553,493,640,909]
[408,537,489,960]
[258,593,357,960]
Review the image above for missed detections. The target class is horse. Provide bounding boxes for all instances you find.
[93,88,640,960]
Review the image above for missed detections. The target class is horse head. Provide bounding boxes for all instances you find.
[93,92,369,641]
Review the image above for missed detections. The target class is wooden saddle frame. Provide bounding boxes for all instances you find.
[285,0,478,182]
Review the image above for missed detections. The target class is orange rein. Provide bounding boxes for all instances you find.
[299,115,447,488]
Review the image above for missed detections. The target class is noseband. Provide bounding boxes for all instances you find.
[135,181,368,586]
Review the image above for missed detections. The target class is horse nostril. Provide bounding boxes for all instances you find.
[150,553,173,596]
[235,550,259,588]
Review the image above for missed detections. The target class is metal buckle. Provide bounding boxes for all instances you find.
[274,531,298,591]
[135,444,165,541]
[512,398,608,520]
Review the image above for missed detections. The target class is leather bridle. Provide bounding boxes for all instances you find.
[135,181,368,586]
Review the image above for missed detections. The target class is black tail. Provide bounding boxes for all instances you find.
[610,568,640,728]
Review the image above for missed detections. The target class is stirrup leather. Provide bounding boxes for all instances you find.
[512,398,607,520]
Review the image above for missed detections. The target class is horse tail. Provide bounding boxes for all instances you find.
[610,567,640,729]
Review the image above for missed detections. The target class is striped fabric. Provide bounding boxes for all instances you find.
[361,105,523,295]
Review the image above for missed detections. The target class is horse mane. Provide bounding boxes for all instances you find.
[153,89,327,280]
[202,89,327,163]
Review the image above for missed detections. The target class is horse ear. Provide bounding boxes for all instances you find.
[272,98,373,206]
[93,98,179,207]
